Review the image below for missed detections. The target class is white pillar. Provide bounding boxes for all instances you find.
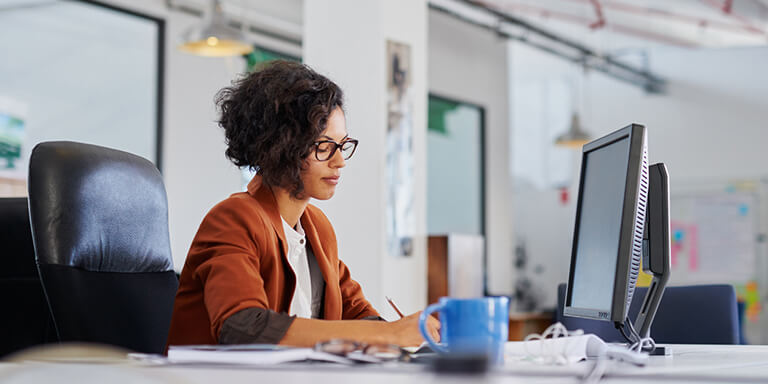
[303,0,428,318]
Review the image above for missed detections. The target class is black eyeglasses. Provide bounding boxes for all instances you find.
[314,339,409,363]
[313,138,359,161]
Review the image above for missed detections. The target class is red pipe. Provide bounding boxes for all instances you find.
[559,0,766,36]
[723,0,733,13]
[490,2,700,47]
[589,0,606,30]
[700,0,765,35]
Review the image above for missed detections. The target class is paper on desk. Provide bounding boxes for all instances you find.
[505,334,607,364]
[166,344,352,365]
[403,342,432,354]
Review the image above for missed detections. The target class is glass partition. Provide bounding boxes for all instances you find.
[0,0,164,195]
[427,94,485,236]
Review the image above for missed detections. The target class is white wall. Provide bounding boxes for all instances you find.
[590,48,768,182]
[428,10,514,295]
[510,42,768,309]
[303,0,428,318]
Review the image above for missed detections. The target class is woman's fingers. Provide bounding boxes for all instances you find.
[428,315,441,342]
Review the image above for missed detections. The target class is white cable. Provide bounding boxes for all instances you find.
[624,319,657,353]
[523,323,607,384]
[522,322,584,365]
[583,358,608,384]
[519,322,648,383]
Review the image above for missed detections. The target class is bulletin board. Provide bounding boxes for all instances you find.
[669,189,758,285]
[664,179,767,332]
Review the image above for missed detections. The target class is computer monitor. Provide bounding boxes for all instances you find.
[563,123,670,349]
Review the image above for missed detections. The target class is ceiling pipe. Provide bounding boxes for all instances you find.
[589,0,606,29]
[723,0,734,14]
[428,0,667,93]
[700,0,766,35]
[560,0,767,36]
[494,2,700,47]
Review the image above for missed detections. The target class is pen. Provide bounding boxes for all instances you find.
[386,296,405,318]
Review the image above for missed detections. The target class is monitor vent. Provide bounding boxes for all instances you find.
[626,143,649,311]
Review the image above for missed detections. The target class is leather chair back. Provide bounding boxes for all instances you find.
[0,197,56,356]
[28,141,178,354]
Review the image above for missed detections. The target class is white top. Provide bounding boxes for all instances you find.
[281,217,312,319]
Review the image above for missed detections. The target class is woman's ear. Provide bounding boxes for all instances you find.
[299,158,311,170]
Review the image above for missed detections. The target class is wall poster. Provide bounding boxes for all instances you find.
[386,40,414,257]
[0,96,27,179]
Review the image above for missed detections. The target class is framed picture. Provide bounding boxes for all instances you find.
[0,97,27,180]
[386,40,414,257]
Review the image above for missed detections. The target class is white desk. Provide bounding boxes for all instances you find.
[3,345,768,384]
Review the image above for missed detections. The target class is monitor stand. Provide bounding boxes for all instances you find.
[629,163,672,355]
[650,345,672,356]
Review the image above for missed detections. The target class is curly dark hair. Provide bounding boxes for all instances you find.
[216,60,344,198]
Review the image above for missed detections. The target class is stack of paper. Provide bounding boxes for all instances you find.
[167,344,352,365]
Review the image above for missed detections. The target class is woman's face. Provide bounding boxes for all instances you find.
[300,107,348,201]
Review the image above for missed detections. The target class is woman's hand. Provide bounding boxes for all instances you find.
[388,311,441,347]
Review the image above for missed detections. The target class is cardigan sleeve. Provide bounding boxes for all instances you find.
[219,307,296,344]
[190,199,273,340]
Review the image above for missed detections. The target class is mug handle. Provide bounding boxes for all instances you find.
[419,302,448,353]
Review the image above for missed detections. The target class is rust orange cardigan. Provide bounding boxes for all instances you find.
[166,176,379,346]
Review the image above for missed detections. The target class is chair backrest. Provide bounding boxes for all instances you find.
[27,141,178,354]
[0,197,56,356]
[556,283,740,344]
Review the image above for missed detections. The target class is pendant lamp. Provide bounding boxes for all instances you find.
[556,66,592,149]
[178,0,253,57]
[555,113,591,148]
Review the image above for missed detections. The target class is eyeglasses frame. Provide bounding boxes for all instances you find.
[312,138,359,162]
[314,339,409,363]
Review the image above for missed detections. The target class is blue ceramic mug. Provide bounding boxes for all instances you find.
[419,296,509,365]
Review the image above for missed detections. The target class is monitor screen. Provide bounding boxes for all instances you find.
[570,136,630,313]
[564,124,647,322]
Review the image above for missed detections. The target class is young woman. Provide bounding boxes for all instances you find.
[166,60,439,348]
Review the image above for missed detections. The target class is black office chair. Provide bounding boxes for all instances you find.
[0,197,56,356]
[27,141,178,354]
[556,283,740,344]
